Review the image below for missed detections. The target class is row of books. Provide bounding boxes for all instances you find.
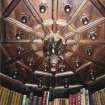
[0,86,50,105]
[49,88,90,105]
[92,88,105,105]
[0,85,105,105]
[0,86,23,105]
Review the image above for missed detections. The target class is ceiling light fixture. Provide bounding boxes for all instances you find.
[64,0,72,13]
[89,31,97,40]
[85,47,93,56]
[64,4,72,13]
[27,57,33,66]
[80,13,89,25]
[20,15,29,24]
[16,47,24,55]
[89,69,95,81]
[64,78,69,88]
[38,79,42,88]
[16,31,23,40]
[39,2,47,13]
[12,71,18,79]
[73,56,81,68]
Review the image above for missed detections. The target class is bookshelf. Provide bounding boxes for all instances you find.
[0,72,105,105]
[0,84,105,105]
[0,0,105,105]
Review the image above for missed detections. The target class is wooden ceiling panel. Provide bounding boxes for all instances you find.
[80,22,105,40]
[1,0,13,13]
[99,0,105,7]
[9,0,38,28]
[71,0,103,29]
[1,0,105,86]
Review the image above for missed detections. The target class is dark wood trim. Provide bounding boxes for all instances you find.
[2,0,21,17]
[4,17,33,33]
[90,0,105,17]
[0,18,6,41]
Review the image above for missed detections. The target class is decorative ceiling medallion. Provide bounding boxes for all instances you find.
[44,31,65,44]
[33,19,67,31]
[56,19,67,26]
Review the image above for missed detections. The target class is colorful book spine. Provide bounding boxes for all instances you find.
[80,88,86,105]
[85,90,90,105]
[29,91,34,105]
[46,91,50,105]
[69,94,72,105]
[38,97,42,105]
[22,95,27,105]
[5,88,10,105]
[32,96,37,105]
[42,91,47,105]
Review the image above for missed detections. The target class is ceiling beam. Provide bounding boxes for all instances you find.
[76,61,92,72]
[54,84,84,90]
[65,17,105,39]
[64,59,87,86]
[0,72,23,84]
[16,61,32,72]
[55,71,74,77]
[34,71,52,77]
[2,0,21,17]
[87,74,105,85]
[4,17,33,33]
[1,39,105,45]
[81,55,105,68]
[66,40,105,45]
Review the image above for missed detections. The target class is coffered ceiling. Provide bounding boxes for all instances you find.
[0,0,105,87]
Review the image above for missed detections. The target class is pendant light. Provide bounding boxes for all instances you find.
[80,13,89,25]
[39,2,47,13]
[64,0,72,13]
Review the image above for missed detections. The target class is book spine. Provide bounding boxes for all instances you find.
[96,92,102,105]
[26,97,29,105]
[73,94,76,105]
[22,95,27,105]
[42,91,47,105]
[16,93,21,105]
[38,97,42,105]
[14,92,18,105]
[8,90,14,105]
[10,91,15,105]
[5,88,10,105]
[69,95,72,105]
[85,90,90,105]
[92,94,97,105]
[46,91,50,105]
[0,86,3,99]
[32,96,37,105]
[65,99,69,105]
[0,87,6,105]
[19,93,23,105]
[2,88,8,105]
[29,91,34,105]
[99,90,105,105]
[77,93,81,105]
[80,88,86,105]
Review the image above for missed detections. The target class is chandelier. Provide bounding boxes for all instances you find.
[43,32,65,72]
